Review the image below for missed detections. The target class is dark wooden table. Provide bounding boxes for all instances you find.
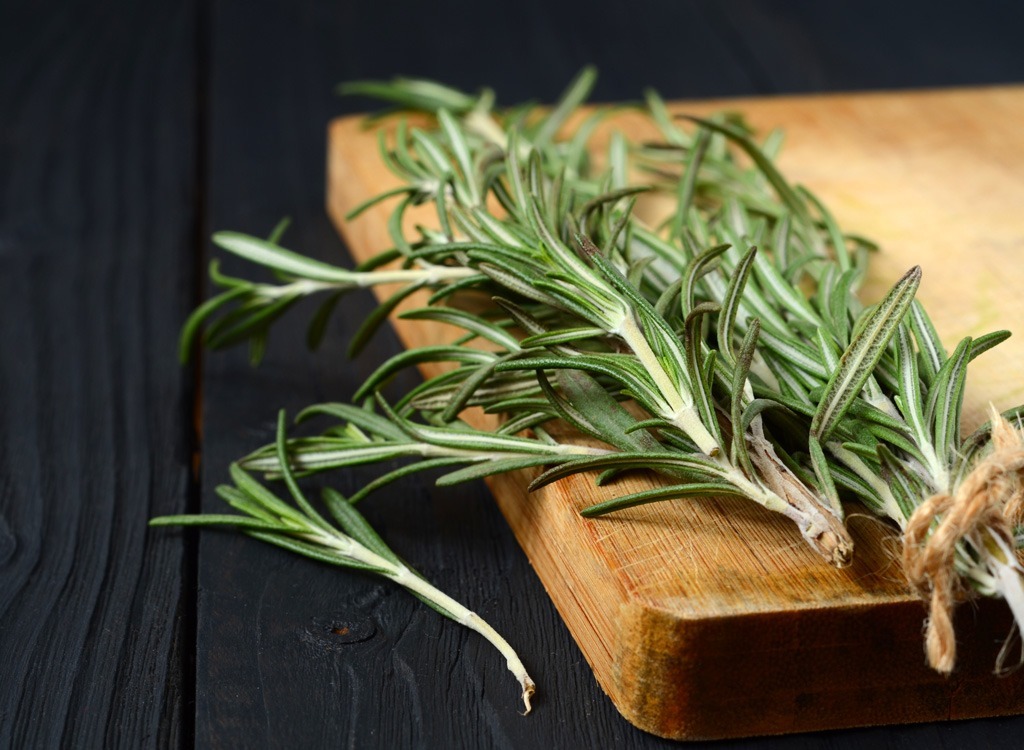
[4,2,1024,747]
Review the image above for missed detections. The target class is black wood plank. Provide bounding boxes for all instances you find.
[699,1,1024,94]
[0,1,199,747]
[196,1,1024,747]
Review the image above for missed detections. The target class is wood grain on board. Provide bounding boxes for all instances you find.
[326,87,1024,740]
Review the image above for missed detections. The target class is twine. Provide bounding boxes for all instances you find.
[902,408,1024,674]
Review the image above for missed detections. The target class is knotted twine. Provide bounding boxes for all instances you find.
[902,408,1024,673]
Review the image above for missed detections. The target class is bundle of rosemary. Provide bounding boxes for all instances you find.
[154,70,1024,709]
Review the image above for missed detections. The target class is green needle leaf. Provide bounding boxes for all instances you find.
[178,283,251,363]
[322,488,402,565]
[581,482,745,517]
[810,266,922,443]
[213,231,358,284]
[528,452,722,492]
[533,66,597,147]
[148,514,288,531]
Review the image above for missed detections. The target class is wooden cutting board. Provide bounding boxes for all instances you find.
[326,87,1024,740]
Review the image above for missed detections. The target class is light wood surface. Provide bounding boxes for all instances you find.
[326,87,1024,739]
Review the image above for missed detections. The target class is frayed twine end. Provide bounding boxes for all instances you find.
[903,406,1024,674]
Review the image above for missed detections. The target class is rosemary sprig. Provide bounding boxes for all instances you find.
[239,400,610,495]
[180,229,477,364]
[152,412,536,711]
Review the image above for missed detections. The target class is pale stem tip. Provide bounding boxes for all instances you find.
[521,678,536,715]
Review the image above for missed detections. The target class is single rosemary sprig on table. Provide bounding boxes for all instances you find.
[152,411,537,711]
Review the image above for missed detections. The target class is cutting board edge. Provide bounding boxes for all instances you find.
[608,595,1024,740]
[326,82,1024,139]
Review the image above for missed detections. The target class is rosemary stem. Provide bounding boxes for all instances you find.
[242,442,612,474]
[258,279,352,298]
[389,566,537,714]
[829,442,905,524]
[714,455,847,567]
[993,557,1024,633]
[314,531,535,713]
[982,530,1024,627]
[614,312,719,456]
[252,265,479,299]
[464,109,509,150]
[745,424,854,567]
[611,300,851,563]
[350,265,480,287]
[924,448,950,494]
